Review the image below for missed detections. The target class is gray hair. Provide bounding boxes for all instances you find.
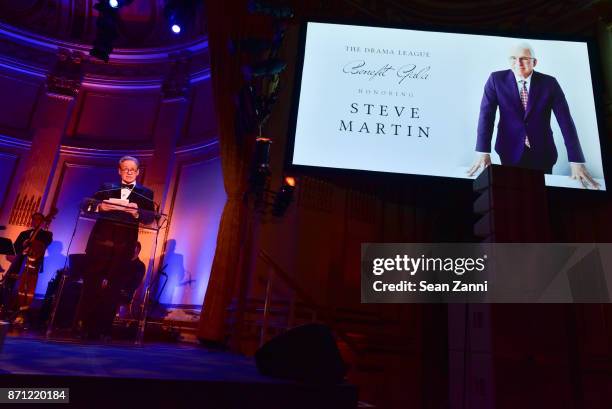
[118,155,140,169]
[511,42,536,59]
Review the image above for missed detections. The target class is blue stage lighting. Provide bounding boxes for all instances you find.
[164,1,201,36]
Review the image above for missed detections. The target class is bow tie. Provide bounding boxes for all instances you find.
[121,183,135,189]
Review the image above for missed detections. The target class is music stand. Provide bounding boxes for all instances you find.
[0,238,15,256]
[0,239,15,318]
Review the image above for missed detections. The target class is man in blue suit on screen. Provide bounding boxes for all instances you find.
[467,42,599,189]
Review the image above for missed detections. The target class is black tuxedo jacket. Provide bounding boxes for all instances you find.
[14,229,53,255]
[86,182,155,254]
[6,229,53,277]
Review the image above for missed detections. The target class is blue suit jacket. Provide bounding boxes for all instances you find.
[476,69,584,167]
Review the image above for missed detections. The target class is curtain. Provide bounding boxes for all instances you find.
[197,0,252,342]
[197,0,292,343]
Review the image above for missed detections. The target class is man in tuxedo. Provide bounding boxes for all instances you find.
[95,241,147,336]
[467,43,600,189]
[5,213,53,266]
[76,156,155,340]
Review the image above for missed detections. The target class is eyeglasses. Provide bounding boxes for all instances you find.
[120,168,138,174]
[509,56,535,64]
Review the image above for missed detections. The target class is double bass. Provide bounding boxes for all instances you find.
[0,208,57,318]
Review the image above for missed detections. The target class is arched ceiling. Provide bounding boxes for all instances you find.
[0,0,208,49]
[0,1,608,58]
[0,1,214,150]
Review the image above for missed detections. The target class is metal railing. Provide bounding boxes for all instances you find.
[258,250,360,355]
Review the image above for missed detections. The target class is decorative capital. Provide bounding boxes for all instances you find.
[46,48,84,97]
[162,51,192,99]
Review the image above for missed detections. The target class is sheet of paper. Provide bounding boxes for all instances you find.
[107,198,129,206]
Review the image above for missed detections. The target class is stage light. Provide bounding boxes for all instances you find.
[272,177,296,217]
[164,0,201,36]
[248,137,272,194]
[108,0,134,8]
[90,1,119,62]
[254,137,272,173]
[284,176,296,187]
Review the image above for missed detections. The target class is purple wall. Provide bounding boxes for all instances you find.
[161,157,225,306]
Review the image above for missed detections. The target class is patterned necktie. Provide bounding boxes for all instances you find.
[520,80,530,148]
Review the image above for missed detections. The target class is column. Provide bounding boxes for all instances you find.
[145,52,191,209]
[1,49,82,238]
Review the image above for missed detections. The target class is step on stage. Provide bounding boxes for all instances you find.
[0,337,357,408]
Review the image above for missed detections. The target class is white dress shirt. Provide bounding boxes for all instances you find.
[514,72,532,94]
[120,182,135,201]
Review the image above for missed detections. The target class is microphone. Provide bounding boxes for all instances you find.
[93,185,122,195]
[89,182,161,216]
[84,185,118,212]
[128,189,161,214]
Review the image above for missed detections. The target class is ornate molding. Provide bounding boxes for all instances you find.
[8,193,41,226]
[0,134,32,149]
[162,51,192,99]
[0,0,208,49]
[57,139,219,160]
[190,67,212,84]
[174,138,220,156]
[58,144,154,159]
[0,22,210,89]
[46,48,83,97]
[45,92,76,102]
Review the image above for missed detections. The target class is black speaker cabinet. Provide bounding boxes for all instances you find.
[255,323,347,384]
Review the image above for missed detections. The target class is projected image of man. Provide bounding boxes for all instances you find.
[467,43,600,189]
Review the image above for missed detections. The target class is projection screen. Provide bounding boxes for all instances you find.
[289,22,606,190]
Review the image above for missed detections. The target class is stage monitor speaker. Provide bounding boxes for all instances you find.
[255,323,346,384]
[39,270,82,329]
[68,254,88,281]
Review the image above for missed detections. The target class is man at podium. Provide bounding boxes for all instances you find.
[75,155,155,340]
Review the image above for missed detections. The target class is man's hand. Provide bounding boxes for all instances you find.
[570,163,600,190]
[467,153,492,177]
[98,200,118,212]
[126,202,139,218]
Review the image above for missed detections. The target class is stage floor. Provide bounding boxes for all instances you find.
[0,336,358,408]
[1,335,265,381]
